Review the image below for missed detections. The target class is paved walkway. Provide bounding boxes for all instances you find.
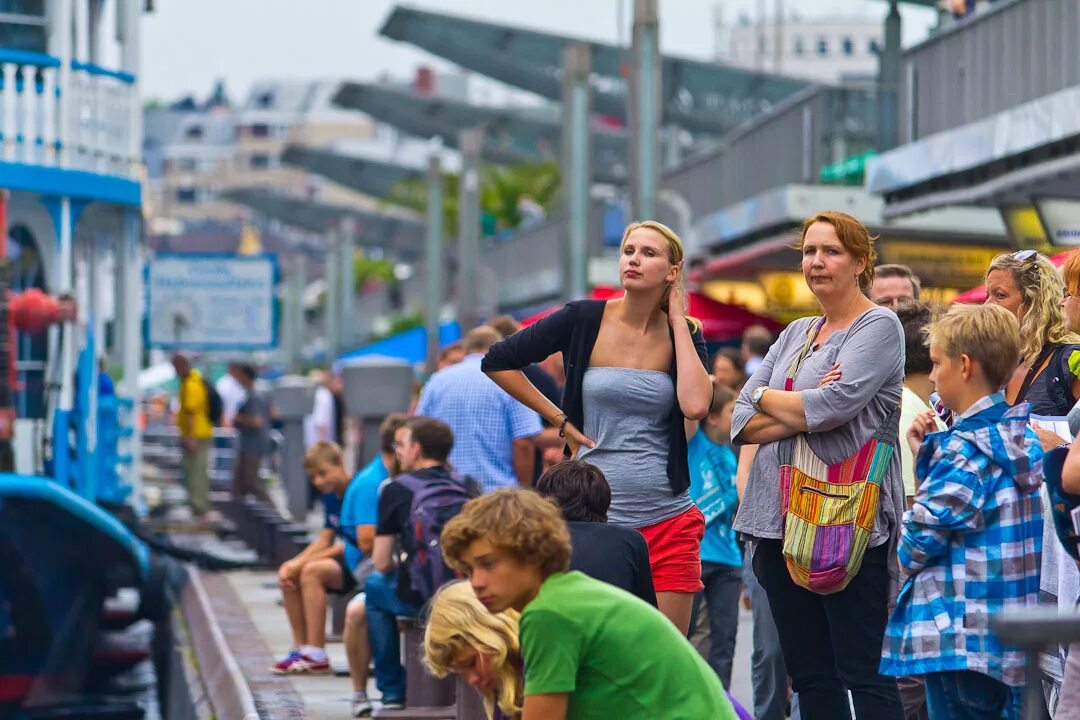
[225,569,369,719]
[221,568,758,719]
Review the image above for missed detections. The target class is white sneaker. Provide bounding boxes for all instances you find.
[351,696,373,717]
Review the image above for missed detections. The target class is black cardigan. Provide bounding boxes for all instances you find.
[480,299,708,496]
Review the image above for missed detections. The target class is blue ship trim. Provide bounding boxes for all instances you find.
[0,473,149,578]
[0,161,141,206]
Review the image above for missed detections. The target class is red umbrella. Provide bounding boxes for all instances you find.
[520,286,783,341]
[953,250,1074,304]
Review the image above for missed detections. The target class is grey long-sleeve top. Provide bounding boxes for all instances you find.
[731,307,906,550]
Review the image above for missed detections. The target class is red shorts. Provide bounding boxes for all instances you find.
[636,506,705,594]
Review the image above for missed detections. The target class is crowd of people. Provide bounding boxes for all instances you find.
[209,212,1080,719]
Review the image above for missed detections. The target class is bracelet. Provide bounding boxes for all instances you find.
[556,415,571,438]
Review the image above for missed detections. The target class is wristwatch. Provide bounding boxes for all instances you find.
[751,386,768,413]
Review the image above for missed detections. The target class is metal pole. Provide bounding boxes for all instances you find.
[562,42,591,302]
[339,217,356,352]
[121,210,143,497]
[53,0,72,167]
[457,127,482,332]
[58,198,74,413]
[629,0,660,221]
[289,255,305,373]
[425,151,444,373]
[774,0,784,74]
[323,231,339,363]
[878,0,902,151]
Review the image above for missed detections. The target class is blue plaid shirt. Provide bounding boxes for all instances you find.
[417,354,542,493]
[880,392,1043,687]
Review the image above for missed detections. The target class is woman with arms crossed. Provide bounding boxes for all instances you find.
[732,211,906,720]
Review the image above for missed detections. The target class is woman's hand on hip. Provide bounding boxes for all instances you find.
[563,421,597,458]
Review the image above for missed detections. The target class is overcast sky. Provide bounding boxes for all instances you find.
[140,0,937,103]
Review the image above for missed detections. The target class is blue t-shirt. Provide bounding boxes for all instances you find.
[687,431,742,568]
[338,456,389,572]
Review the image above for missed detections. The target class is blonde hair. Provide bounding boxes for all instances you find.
[797,211,878,293]
[986,252,1080,367]
[423,581,523,720]
[928,304,1021,389]
[303,440,343,473]
[441,489,571,579]
[620,220,702,332]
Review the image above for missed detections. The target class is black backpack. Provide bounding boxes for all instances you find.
[202,376,224,426]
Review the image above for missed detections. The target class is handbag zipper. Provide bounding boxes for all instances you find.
[799,485,848,500]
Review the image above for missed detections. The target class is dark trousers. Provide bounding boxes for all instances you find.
[924,671,1008,720]
[232,451,272,504]
[690,561,742,689]
[754,539,904,720]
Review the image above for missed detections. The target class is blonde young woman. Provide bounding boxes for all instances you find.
[481,220,712,635]
[424,581,523,720]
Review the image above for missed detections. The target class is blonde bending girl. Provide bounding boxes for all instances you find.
[423,580,522,720]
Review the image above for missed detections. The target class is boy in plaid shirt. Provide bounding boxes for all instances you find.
[880,303,1043,719]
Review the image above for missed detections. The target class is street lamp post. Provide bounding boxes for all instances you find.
[562,42,592,302]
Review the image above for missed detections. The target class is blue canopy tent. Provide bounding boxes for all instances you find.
[333,320,462,373]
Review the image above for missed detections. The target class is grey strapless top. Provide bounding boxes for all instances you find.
[577,367,693,527]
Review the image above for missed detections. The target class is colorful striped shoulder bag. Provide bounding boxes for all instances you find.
[777,317,900,595]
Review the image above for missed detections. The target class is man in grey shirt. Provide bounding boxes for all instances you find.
[231,364,272,503]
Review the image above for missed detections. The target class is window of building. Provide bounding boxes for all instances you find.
[250,154,271,170]
[176,157,196,172]
[793,36,805,56]
[842,37,854,56]
[184,124,203,140]
[869,39,881,55]
[0,0,46,53]
[250,123,270,138]
[176,187,197,204]
[816,37,828,57]
[256,91,274,109]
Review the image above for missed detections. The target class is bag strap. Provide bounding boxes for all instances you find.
[785,317,826,391]
[1016,343,1059,404]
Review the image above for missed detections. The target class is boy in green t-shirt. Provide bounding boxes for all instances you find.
[441,488,737,720]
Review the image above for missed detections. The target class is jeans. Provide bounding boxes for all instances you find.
[924,671,1009,720]
[364,570,418,702]
[754,539,904,720]
[691,561,742,689]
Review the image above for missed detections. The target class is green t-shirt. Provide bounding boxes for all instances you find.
[520,571,736,720]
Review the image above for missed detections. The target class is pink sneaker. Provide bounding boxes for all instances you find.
[270,650,331,675]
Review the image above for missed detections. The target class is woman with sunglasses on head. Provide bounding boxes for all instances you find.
[983,250,1080,422]
[481,220,712,636]
[986,249,1080,718]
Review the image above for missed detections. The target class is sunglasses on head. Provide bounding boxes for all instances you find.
[1012,249,1038,262]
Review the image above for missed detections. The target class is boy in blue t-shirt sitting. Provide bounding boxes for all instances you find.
[341,413,407,718]
[687,380,742,690]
